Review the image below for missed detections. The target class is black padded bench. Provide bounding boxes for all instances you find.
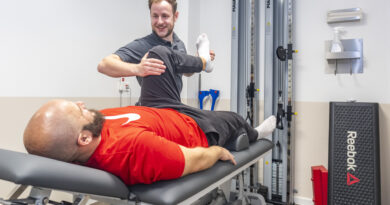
[0,138,273,205]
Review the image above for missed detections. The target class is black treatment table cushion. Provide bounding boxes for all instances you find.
[0,138,273,204]
[0,148,129,199]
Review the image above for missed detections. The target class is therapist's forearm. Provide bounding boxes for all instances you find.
[98,54,140,77]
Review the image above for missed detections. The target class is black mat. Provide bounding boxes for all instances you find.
[329,102,380,205]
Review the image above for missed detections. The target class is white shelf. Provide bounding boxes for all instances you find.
[326,51,361,60]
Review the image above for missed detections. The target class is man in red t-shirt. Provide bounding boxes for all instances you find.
[88,106,211,185]
[23,100,274,185]
[23,37,276,185]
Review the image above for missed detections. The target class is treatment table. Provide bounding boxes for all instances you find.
[0,137,273,205]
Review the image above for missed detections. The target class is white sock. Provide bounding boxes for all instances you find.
[255,115,276,139]
[196,33,214,72]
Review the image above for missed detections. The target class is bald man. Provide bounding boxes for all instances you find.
[24,100,275,185]
[24,43,276,185]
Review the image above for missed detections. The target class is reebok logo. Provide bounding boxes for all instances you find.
[346,131,359,186]
[347,172,360,186]
[347,131,357,171]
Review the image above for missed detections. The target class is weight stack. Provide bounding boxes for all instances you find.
[328,102,380,205]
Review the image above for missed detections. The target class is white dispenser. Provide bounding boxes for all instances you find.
[330,27,344,53]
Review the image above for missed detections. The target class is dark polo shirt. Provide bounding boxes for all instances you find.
[114,32,187,89]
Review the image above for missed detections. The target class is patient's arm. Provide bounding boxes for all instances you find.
[179,145,236,177]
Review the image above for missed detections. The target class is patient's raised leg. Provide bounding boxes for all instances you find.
[138,45,275,147]
[139,45,204,107]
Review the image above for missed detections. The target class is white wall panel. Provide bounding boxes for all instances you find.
[0,0,188,97]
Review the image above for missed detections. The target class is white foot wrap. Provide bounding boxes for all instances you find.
[196,33,214,73]
[255,115,277,139]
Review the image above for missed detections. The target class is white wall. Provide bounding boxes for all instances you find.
[186,0,233,101]
[0,0,189,98]
[295,0,390,103]
[199,0,232,100]
[174,0,191,99]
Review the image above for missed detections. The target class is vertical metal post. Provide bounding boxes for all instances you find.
[231,0,239,113]
[232,0,263,194]
[238,0,252,117]
[286,0,295,203]
[251,0,261,187]
[263,0,274,200]
[253,0,260,128]
[231,0,252,118]
[273,0,289,202]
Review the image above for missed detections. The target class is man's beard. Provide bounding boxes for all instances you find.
[82,109,105,137]
[153,25,174,39]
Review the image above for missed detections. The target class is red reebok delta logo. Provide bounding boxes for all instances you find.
[347,172,360,186]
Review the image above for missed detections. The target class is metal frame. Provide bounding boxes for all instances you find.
[231,0,262,195]
[263,0,296,203]
[0,186,136,205]
[231,1,301,204]
[231,0,296,203]
[231,0,254,119]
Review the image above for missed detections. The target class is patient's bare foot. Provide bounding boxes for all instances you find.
[255,116,276,139]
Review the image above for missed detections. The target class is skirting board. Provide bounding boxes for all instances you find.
[294,196,314,205]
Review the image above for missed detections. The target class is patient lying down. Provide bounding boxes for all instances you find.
[24,34,276,185]
[23,100,276,185]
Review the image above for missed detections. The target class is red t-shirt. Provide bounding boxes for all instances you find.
[85,106,209,185]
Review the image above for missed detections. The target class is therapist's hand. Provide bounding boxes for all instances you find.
[210,50,215,61]
[137,52,166,77]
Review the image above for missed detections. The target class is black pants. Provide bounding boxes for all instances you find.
[140,46,258,146]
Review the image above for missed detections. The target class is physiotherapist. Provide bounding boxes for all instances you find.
[97,0,215,90]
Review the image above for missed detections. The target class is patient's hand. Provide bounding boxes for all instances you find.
[180,145,236,177]
[219,147,236,165]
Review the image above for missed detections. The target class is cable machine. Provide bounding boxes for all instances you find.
[264,0,296,204]
[232,0,296,204]
[231,0,261,193]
